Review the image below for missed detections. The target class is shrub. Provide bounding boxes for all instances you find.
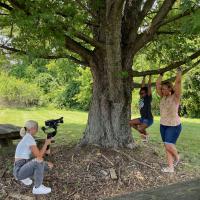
[182,69,200,118]
[0,73,43,107]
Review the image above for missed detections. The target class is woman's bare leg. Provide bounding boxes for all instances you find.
[165,144,179,162]
[129,119,141,130]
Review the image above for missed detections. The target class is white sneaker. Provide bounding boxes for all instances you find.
[161,167,174,173]
[32,184,51,195]
[20,178,33,186]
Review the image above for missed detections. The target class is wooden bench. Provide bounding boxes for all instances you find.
[0,124,21,147]
[0,124,51,147]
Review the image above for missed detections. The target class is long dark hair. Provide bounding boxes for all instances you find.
[161,81,174,94]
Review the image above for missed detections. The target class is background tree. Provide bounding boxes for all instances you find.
[182,68,200,118]
[0,0,200,147]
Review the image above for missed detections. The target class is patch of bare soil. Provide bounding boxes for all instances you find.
[0,143,199,200]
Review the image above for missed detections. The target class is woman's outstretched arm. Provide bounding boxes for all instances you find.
[141,76,146,88]
[148,75,152,96]
[174,67,182,102]
[156,74,163,97]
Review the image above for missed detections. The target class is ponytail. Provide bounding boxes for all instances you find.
[20,127,27,137]
[20,120,38,137]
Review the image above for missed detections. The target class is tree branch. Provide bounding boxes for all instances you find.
[2,1,94,66]
[132,49,200,77]
[122,0,143,46]
[0,43,88,66]
[132,0,176,55]
[156,30,181,35]
[133,59,200,88]
[43,54,88,66]
[64,35,93,63]
[159,5,200,27]
[0,13,9,16]
[73,32,103,49]
[0,43,25,53]
[123,0,176,68]
[8,0,30,15]
[0,2,13,11]
[139,0,156,23]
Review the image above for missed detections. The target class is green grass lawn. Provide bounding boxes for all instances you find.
[0,107,199,170]
[0,107,87,145]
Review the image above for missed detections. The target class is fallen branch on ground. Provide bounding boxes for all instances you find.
[112,149,155,169]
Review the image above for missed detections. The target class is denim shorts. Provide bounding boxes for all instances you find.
[160,124,182,144]
[139,118,153,127]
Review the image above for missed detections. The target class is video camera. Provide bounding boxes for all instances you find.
[42,117,64,139]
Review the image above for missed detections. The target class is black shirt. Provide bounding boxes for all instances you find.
[139,95,153,119]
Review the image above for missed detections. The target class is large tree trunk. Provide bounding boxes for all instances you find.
[81,59,133,148]
[81,2,134,148]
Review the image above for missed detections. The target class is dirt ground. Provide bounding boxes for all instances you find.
[0,143,199,200]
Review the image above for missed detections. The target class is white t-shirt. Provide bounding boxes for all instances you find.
[15,133,36,159]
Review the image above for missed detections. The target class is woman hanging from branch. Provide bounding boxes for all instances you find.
[156,67,182,173]
[129,75,153,142]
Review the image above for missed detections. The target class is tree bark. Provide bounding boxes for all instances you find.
[81,0,133,148]
[81,58,133,148]
[81,1,133,148]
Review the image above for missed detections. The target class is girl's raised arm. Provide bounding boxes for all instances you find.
[174,67,182,102]
[156,74,163,97]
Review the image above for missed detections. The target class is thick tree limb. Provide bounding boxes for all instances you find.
[122,0,143,46]
[54,21,102,49]
[0,13,9,15]
[0,43,88,66]
[44,54,88,66]
[132,49,200,77]
[156,30,181,35]
[0,44,25,53]
[149,0,176,28]
[65,35,93,64]
[8,0,30,15]
[0,2,13,11]
[132,0,176,55]
[129,5,200,59]
[124,0,176,67]
[1,1,93,66]
[106,0,125,19]
[141,0,156,16]
[74,32,103,49]
[159,6,200,27]
[133,59,200,88]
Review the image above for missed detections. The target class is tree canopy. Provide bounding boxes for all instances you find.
[0,1,200,75]
[0,0,200,147]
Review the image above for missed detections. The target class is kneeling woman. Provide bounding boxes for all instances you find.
[13,120,53,194]
[156,68,182,173]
